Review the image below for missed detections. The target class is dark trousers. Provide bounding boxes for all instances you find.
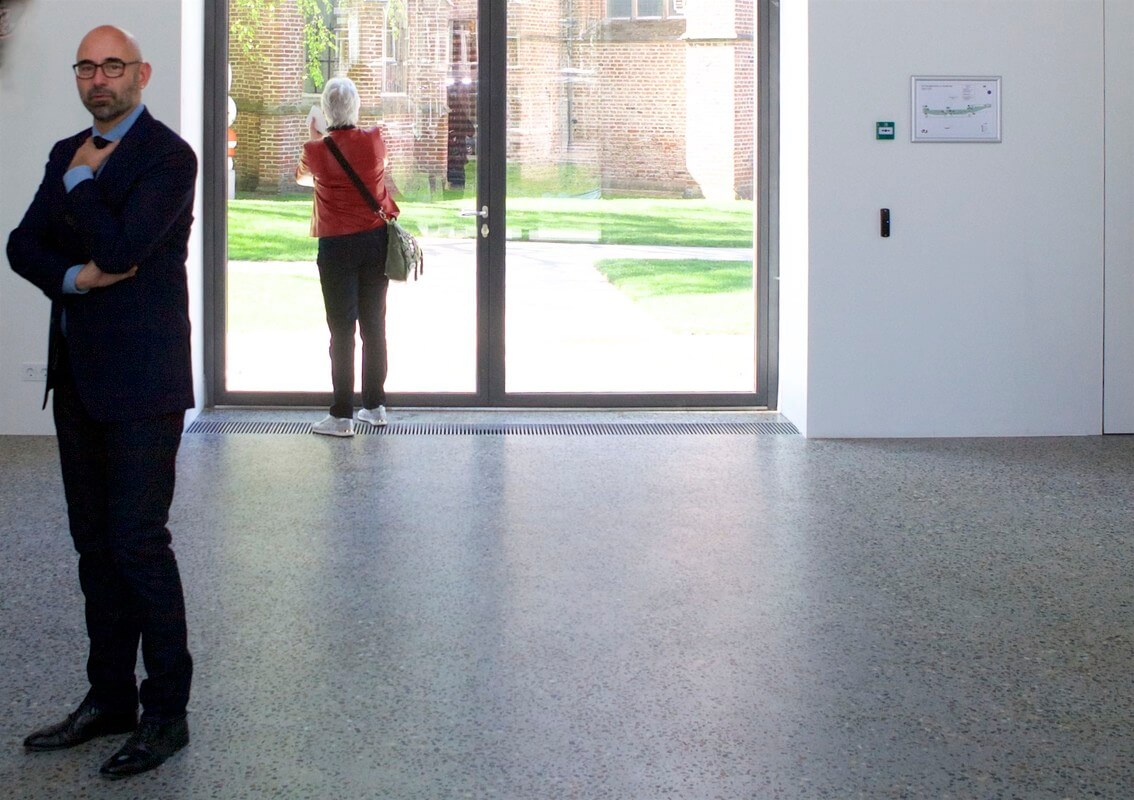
[52,344,191,722]
[317,226,390,418]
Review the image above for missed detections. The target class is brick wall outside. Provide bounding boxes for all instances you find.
[230,0,307,193]
[734,0,754,198]
[229,0,754,199]
[508,0,562,168]
[598,36,694,195]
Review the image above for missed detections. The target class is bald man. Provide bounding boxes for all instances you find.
[7,25,196,779]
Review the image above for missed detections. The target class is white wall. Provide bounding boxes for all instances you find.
[780,0,1112,437]
[776,0,809,431]
[0,0,204,434]
[1104,0,1134,432]
[1,1,1129,438]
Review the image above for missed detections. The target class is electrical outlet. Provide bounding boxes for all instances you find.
[22,363,47,382]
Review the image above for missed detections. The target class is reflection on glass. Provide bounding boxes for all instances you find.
[225,0,756,398]
[226,0,478,395]
[504,0,756,394]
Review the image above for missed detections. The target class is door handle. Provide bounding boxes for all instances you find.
[459,206,489,219]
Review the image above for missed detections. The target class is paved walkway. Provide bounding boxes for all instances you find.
[226,240,755,395]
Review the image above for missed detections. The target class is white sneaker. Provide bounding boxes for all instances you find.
[311,415,354,437]
[357,405,387,427]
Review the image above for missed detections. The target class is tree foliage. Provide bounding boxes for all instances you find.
[230,0,337,90]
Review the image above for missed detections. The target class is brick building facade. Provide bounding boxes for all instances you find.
[229,0,753,200]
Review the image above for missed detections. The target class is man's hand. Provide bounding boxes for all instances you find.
[69,136,119,172]
[74,260,138,291]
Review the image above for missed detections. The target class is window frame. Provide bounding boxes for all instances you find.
[382,1,407,96]
[606,0,685,20]
[301,0,337,95]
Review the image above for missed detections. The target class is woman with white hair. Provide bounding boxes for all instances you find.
[296,76,399,437]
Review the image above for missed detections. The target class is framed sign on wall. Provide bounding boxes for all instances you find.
[912,76,1002,143]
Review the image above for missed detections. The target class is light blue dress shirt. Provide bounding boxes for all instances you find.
[62,103,147,295]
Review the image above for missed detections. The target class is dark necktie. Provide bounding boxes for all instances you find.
[92,136,111,149]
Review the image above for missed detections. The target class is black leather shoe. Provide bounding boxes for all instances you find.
[99,716,188,779]
[23,700,137,751]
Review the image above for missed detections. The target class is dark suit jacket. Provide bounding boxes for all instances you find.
[7,108,197,422]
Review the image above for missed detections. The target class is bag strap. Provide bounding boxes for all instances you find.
[322,135,390,222]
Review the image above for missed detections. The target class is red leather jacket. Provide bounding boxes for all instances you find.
[295,126,400,238]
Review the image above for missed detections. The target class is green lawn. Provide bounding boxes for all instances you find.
[227,195,754,333]
[227,195,754,261]
[594,258,754,335]
[227,197,317,261]
[594,258,753,298]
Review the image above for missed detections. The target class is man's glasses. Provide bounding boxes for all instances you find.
[72,59,142,79]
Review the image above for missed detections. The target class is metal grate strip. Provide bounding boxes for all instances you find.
[186,420,799,436]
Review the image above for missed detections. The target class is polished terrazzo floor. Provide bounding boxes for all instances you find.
[1,411,1132,799]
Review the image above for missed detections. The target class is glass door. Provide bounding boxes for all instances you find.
[500,0,760,399]
[222,0,480,403]
[212,0,767,407]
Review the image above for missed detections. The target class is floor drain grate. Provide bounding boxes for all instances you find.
[186,420,800,436]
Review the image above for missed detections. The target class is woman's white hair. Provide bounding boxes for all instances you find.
[321,77,361,128]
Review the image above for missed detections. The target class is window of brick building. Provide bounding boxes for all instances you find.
[383,3,406,94]
[450,20,477,69]
[301,0,336,94]
[301,45,335,94]
[607,0,684,20]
